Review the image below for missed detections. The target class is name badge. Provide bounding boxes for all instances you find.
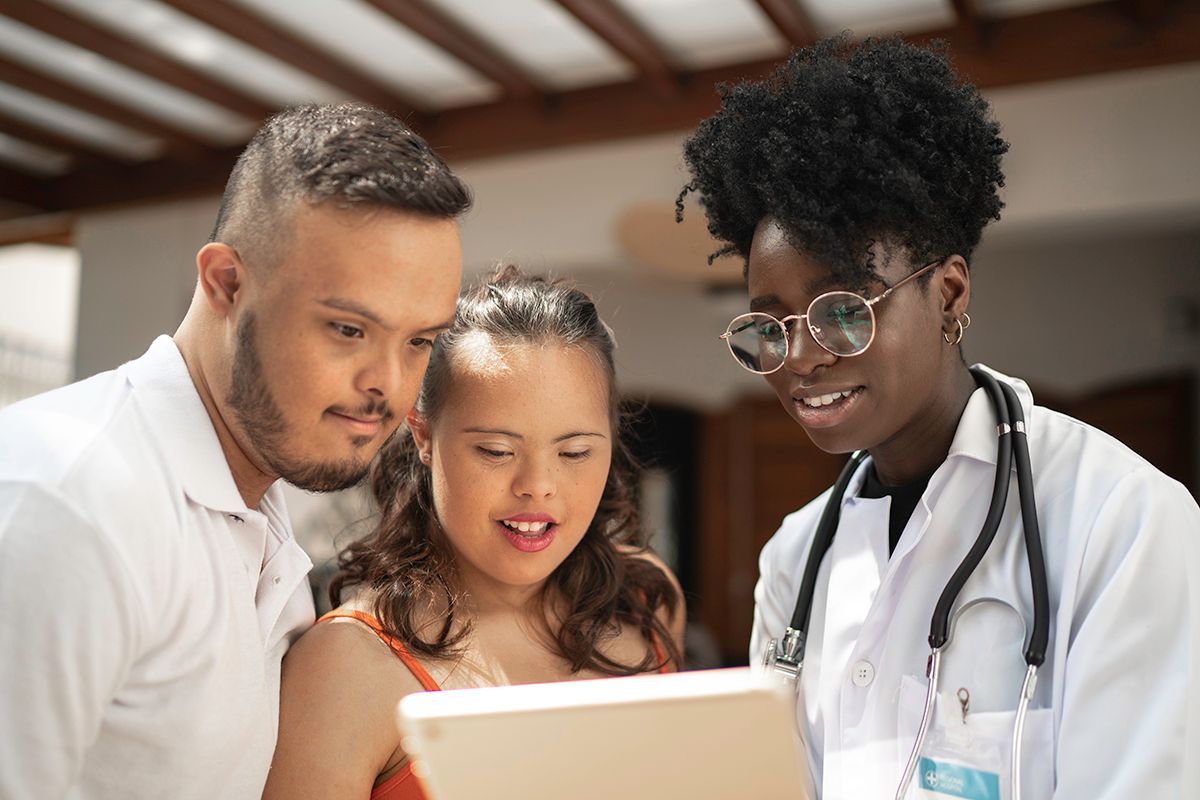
[917,756,1000,800]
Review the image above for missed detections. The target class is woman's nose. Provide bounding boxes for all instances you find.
[512,457,556,499]
[783,319,837,376]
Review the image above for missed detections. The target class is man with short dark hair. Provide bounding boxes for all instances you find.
[0,103,471,799]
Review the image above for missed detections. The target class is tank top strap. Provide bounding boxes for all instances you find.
[318,610,441,692]
[635,587,672,673]
[650,627,669,673]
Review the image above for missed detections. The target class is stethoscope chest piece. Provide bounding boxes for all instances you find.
[763,626,805,684]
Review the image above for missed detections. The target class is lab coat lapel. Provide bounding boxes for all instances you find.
[889,494,932,568]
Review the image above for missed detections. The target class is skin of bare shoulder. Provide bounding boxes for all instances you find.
[262,611,429,799]
[620,546,687,668]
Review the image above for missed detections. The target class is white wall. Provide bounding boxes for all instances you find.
[73,195,216,379]
[989,64,1200,235]
[0,243,79,354]
[0,244,79,407]
[969,227,1200,392]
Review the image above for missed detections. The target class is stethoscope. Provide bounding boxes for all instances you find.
[762,367,1050,800]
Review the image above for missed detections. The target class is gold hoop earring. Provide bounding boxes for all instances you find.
[943,318,965,346]
[961,312,972,330]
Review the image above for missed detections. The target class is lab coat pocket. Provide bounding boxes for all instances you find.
[898,674,1054,799]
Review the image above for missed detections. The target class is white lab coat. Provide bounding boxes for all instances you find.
[751,366,1200,799]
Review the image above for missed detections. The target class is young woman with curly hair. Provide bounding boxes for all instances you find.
[681,35,1199,800]
[263,267,684,800]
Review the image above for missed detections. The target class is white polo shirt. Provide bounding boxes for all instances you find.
[0,336,315,800]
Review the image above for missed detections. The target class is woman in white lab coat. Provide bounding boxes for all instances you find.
[678,36,1200,799]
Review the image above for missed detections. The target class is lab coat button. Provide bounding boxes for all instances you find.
[851,659,875,687]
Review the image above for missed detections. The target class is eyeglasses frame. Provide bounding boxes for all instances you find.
[719,258,946,375]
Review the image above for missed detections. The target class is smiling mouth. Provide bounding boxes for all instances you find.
[496,519,557,553]
[790,386,865,428]
[798,388,860,408]
[500,519,553,534]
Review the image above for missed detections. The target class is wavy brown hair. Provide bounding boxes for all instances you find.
[330,266,682,675]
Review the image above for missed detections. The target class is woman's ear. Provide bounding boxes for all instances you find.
[407,409,432,464]
[939,254,971,323]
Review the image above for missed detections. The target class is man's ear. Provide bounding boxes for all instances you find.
[407,408,432,464]
[938,254,971,323]
[196,243,244,319]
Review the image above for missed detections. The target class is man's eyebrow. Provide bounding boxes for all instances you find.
[320,299,454,336]
[318,298,389,330]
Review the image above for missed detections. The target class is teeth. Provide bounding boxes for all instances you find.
[801,389,854,408]
[502,520,548,533]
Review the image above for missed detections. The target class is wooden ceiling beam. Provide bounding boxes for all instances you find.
[753,0,819,47]
[2,1,274,121]
[552,0,680,97]
[33,144,244,213]
[425,61,768,161]
[360,0,543,100]
[1120,0,1169,27]
[947,0,988,45]
[157,0,423,118]
[0,110,120,166]
[10,0,1200,217]
[426,1,1200,157]
[0,212,73,247]
[0,55,208,153]
[908,0,1200,86]
[0,165,56,210]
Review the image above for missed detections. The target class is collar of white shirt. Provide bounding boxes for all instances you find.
[946,364,1036,468]
[119,334,256,517]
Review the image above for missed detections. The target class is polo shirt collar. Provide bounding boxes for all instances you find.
[945,363,1036,467]
[120,335,256,516]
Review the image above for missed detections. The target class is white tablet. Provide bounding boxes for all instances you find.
[397,666,813,800]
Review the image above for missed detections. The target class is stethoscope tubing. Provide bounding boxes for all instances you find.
[929,371,1014,649]
[789,450,869,636]
[998,379,1049,666]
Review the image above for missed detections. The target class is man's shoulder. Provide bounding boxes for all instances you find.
[3,368,165,480]
[0,367,186,542]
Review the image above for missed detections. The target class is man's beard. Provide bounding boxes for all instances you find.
[226,312,389,492]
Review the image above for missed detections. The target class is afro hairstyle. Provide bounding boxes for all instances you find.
[678,35,1009,288]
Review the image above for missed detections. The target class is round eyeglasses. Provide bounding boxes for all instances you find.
[719,259,944,374]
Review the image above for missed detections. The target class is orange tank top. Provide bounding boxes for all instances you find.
[316,610,671,800]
